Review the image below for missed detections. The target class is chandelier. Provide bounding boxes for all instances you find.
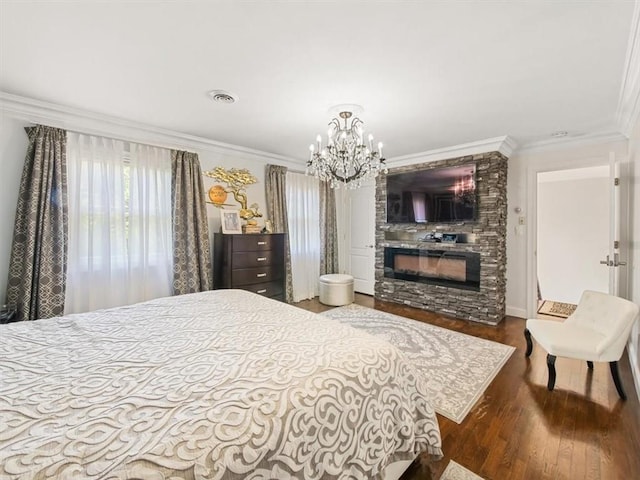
[306,107,387,189]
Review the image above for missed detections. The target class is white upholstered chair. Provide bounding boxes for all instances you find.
[524,290,639,400]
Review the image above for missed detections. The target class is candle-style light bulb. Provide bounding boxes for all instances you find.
[368,134,373,150]
[378,142,383,157]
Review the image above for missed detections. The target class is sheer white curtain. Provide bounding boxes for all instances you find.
[412,192,427,222]
[286,172,320,302]
[65,133,173,314]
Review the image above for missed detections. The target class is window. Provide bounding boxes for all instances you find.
[64,133,173,314]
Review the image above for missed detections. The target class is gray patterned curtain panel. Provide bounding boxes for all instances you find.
[319,180,339,275]
[265,164,293,303]
[6,125,68,321]
[171,150,212,294]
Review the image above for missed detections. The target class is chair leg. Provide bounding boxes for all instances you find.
[547,354,557,391]
[609,361,627,401]
[587,361,594,370]
[524,329,533,357]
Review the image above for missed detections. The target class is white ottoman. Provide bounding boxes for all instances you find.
[319,274,354,306]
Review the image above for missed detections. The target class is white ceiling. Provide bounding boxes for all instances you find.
[0,1,636,162]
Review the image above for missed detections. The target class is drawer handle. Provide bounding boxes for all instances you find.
[256,273,267,278]
[257,289,267,294]
[257,241,267,246]
[257,257,267,261]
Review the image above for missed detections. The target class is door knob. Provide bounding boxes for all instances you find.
[599,255,613,266]
[613,253,627,267]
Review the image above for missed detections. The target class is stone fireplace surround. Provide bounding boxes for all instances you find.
[374,151,508,325]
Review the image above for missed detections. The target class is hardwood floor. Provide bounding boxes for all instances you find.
[294,294,640,480]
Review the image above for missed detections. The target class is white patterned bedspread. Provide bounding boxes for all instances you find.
[0,290,442,479]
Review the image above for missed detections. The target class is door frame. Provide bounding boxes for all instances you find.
[526,152,629,318]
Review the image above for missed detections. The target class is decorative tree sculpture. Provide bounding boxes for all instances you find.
[203,167,263,220]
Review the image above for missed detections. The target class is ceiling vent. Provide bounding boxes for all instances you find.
[208,90,238,104]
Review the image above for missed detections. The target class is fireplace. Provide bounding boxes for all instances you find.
[376,151,507,324]
[384,247,480,291]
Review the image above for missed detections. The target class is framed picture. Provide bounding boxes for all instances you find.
[220,210,242,234]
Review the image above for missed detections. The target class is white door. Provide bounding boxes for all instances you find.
[349,184,375,295]
[533,158,626,311]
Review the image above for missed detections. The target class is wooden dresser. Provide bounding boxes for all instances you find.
[213,233,286,301]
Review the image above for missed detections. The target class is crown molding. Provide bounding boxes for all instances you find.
[515,130,627,155]
[0,91,302,169]
[616,0,640,137]
[384,135,515,168]
[499,135,519,158]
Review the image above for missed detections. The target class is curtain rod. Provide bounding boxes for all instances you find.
[23,124,198,155]
[24,124,304,172]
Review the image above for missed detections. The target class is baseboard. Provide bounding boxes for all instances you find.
[506,305,527,319]
[628,342,640,402]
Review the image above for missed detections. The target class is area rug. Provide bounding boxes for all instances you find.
[537,300,577,318]
[440,460,485,480]
[321,304,515,424]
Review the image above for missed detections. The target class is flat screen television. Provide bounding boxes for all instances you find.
[386,164,477,223]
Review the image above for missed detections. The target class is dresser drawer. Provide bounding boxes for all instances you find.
[243,281,284,298]
[232,250,281,268]
[232,235,281,252]
[232,266,282,286]
[213,233,286,301]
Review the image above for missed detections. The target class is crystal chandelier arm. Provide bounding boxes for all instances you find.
[328,118,341,138]
[351,118,364,139]
[327,162,365,184]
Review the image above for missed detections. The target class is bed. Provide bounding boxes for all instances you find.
[0,289,442,479]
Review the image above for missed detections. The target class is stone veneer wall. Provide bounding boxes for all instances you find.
[375,151,508,325]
